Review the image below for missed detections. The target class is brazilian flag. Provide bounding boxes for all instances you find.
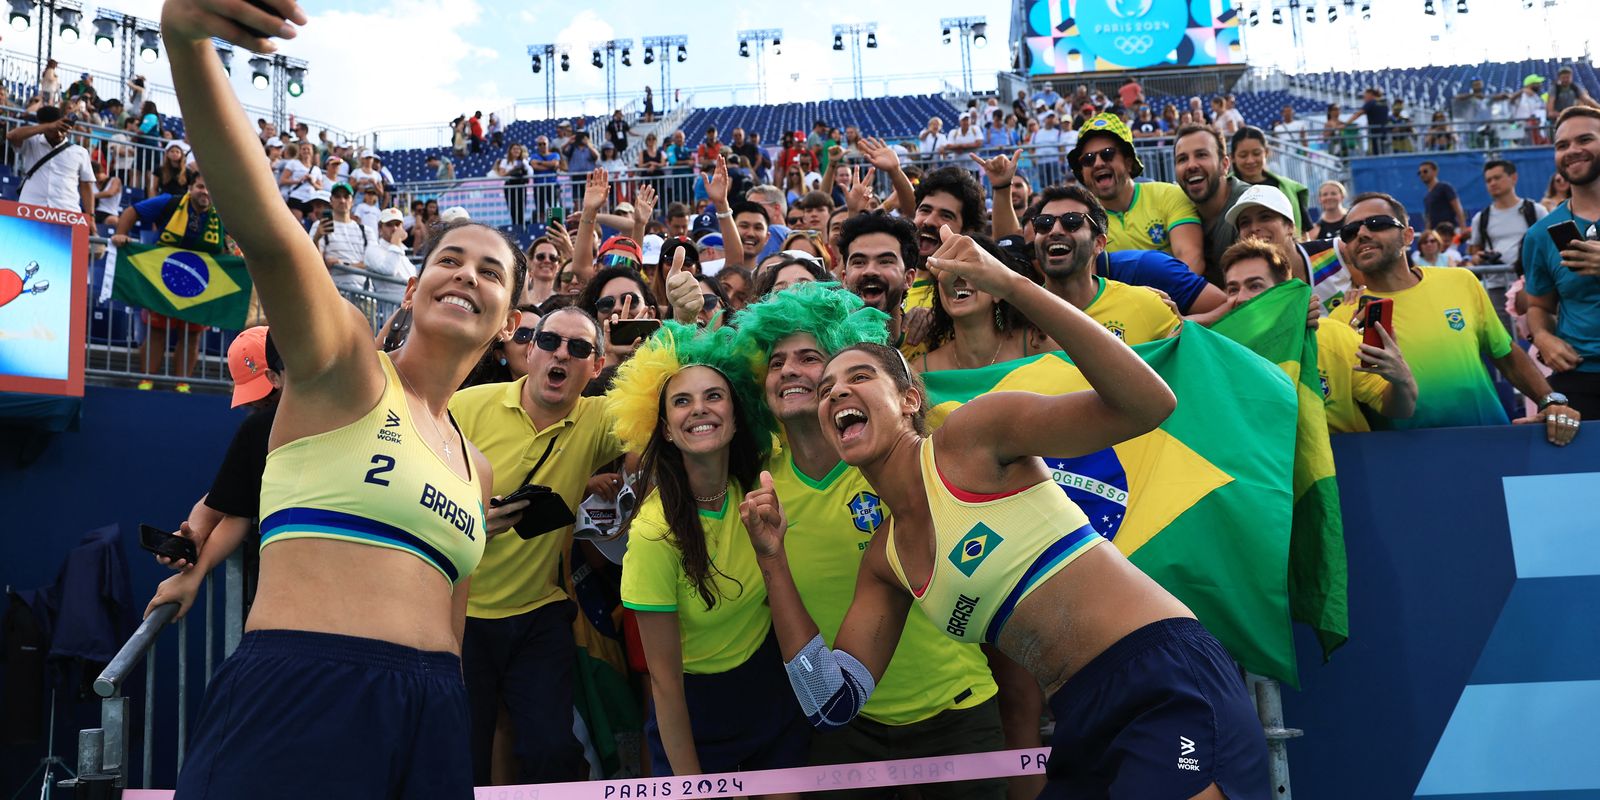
[111,242,252,329]
[923,323,1304,684]
[1212,280,1349,662]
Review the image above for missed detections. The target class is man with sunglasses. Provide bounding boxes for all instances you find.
[1067,113,1204,276]
[449,305,624,785]
[1329,193,1581,445]
[1029,184,1181,345]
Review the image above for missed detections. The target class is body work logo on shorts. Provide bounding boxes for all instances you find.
[949,523,1004,578]
[848,491,884,534]
[1445,308,1465,331]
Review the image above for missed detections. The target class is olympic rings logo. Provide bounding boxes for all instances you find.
[1113,35,1155,54]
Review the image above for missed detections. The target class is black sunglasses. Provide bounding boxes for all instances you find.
[1031,212,1097,235]
[594,292,643,317]
[511,326,538,344]
[1338,215,1405,243]
[701,293,721,310]
[533,330,596,359]
[1079,146,1120,167]
[531,252,560,263]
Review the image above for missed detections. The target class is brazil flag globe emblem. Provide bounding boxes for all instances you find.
[161,250,217,298]
[949,523,1004,578]
[112,242,252,329]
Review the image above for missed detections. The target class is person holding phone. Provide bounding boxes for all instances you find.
[156,3,525,796]
[1221,238,1417,434]
[739,225,1268,799]
[1521,106,1600,418]
[448,304,624,785]
[609,321,810,786]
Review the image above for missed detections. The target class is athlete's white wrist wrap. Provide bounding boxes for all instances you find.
[784,633,876,731]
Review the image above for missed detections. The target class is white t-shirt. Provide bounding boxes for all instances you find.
[947,126,984,151]
[496,158,531,180]
[17,135,93,211]
[1216,108,1246,137]
[1031,127,1065,164]
[600,157,628,176]
[281,160,317,201]
[363,240,416,304]
[95,177,123,218]
[353,201,381,231]
[349,167,385,193]
[1273,119,1313,145]
[319,218,371,291]
[918,131,948,155]
[110,132,136,172]
[1470,197,1548,288]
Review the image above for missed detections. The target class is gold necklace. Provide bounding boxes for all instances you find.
[694,481,729,505]
[395,359,454,460]
[958,336,1004,370]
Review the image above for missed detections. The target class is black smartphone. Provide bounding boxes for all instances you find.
[514,491,578,539]
[139,524,198,564]
[320,208,334,222]
[491,483,550,508]
[610,319,662,347]
[1549,220,1583,252]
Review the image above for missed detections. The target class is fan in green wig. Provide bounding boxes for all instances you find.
[734,281,891,364]
[605,320,778,459]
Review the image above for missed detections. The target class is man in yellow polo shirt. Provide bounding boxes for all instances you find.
[1068,112,1204,274]
[449,306,623,785]
[737,283,1005,800]
[1219,237,1419,433]
[1030,184,1182,345]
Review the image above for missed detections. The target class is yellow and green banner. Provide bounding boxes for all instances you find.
[111,242,252,329]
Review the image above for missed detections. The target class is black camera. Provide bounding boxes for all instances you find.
[1478,250,1503,264]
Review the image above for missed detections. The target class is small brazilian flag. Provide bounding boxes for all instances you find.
[923,323,1304,684]
[1212,280,1349,663]
[112,242,252,329]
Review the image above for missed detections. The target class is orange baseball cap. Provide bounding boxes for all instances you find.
[227,326,275,408]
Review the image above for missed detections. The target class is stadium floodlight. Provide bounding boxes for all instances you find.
[1423,0,1436,14]
[643,45,655,64]
[249,55,271,90]
[676,44,687,62]
[1361,2,1371,18]
[1247,9,1259,25]
[591,49,602,68]
[942,26,951,44]
[773,35,781,55]
[215,41,233,73]
[1304,5,1315,22]
[866,31,877,48]
[561,52,570,71]
[971,22,986,47]
[1455,0,1467,11]
[739,39,749,57]
[93,14,114,50]
[1271,7,1283,23]
[8,0,31,31]
[56,8,79,43]
[1327,4,1338,22]
[137,27,160,61]
[531,53,542,73]
[621,47,631,66]
[833,33,844,50]
[286,65,305,96]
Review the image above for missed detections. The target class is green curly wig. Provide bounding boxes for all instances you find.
[605,320,778,460]
[733,281,891,366]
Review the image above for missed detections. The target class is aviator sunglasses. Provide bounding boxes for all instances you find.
[532,331,596,359]
[1338,215,1404,243]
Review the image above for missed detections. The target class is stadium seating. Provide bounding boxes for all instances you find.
[1292,58,1599,114]
[675,94,960,147]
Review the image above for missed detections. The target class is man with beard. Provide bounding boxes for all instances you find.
[1068,114,1204,275]
[1521,106,1600,417]
[838,213,921,356]
[1226,185,1357,314]
[1329,193,1581,443]
[738,284,1006,800]
[1030,184,1181,344]
[1172,124,1252,285]
[449,306,625,784]
[905,167,988,308]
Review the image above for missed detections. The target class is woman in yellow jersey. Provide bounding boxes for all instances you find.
[742,227,1269,799]
[607,322,808,790]
[155,3,522,797]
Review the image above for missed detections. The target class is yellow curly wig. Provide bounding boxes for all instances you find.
[604,320,776,457]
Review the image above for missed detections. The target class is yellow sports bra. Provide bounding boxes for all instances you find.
[885,438,1103,644]
[259,351,486,586]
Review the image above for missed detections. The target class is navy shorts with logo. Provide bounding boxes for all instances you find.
[646,630,812,776]
[176,629,473,800]
[1041,618,1268,800]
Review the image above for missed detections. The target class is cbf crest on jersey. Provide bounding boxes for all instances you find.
[848,491,884,534]
[1445,308,1465,331]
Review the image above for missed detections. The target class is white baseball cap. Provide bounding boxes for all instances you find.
[378,208,405,225]
[1225,184,1296,228]
[440,206,471,223]
[640,234,665,266]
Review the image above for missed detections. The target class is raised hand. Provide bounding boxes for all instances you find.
[633,183,657,226]
[903,305,933,347]
[583,167,610,215]
[706,156,731,207]
[738,471,788,558]
[970,148,1023,189]
[925,225,1018,301]
[664,245,704,323]
[845,166,878,215]
[856,137,902,173]
[161,0,306,52]
[546,218,573,260]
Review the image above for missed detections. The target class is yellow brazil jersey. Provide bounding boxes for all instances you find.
[898,277,936,363]
[1103,181,1200,257]
[768,450,997,726]
[1083,276,1183,345]
[621,486,771,674]
[1329,267,1513,430]
[260,351,485,586]
[449,380,624,619]
[1315,322,1389,434]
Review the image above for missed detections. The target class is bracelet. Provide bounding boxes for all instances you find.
[716,209,733,219]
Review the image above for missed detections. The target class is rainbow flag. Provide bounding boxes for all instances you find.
[1212,279,1349,661]
[111,242,252,329]
[923,323,1303,684]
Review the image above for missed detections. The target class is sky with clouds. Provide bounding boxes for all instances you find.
[3,0,1591,135]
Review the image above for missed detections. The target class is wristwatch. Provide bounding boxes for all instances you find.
[1538,392,1570,411]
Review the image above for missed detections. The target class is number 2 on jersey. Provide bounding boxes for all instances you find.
[365,454,396,486]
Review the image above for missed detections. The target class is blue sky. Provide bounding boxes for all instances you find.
[4,0,1592,132]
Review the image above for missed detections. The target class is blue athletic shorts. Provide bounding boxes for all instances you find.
[646,630,811,776]
[176,629,472,799]
[1041,618,1268,799]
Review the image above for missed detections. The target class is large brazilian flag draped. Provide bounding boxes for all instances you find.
[1212,279,1349,662]
[923,322,1303,684]
[111,242,252,329]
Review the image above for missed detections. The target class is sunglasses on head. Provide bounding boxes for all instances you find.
[1031,211,1097,235]
[1338,215,1405,242]
[533,330,595,359]
[599,252,638,269]
[1079,146,1120,167]
[511,326,538,344]
[594,292,643,317]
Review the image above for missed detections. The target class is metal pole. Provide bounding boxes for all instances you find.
[176,616,187,776]
[1253,675,1303,799]
[223,550,243,656]
[204,577,213,686]
[141,644,153,788]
